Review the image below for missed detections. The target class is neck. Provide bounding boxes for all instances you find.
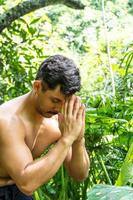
[21,91,44,123]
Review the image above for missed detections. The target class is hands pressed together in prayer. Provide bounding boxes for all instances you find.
[58,95,85,144]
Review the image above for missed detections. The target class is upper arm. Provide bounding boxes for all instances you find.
[0,117,33,186]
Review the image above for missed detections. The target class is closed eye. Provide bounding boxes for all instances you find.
[51,98,61,103]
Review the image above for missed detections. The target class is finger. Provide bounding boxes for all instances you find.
[67,95,76,118]
[82,104,85,120]
[82,104,85,126]
[73,97,81,119]
[64,99,68,117]
[76,104,84,121]
[58,113,64,122]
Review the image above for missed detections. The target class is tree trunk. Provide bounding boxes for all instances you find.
[0,0,85,33]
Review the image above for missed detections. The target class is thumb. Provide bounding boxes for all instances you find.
[58,113,64,133]
[58,113,64,123]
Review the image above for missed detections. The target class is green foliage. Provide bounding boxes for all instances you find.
[0,0,133,199]
[0,13,51,103]
[115,143,133,186]
[0,0,5,5]
[128,0,133,14]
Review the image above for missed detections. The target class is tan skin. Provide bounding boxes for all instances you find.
[0,80,90,195]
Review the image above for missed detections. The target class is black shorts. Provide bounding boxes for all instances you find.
[0,184,33,200]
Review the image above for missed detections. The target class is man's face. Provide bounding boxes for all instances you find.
[35,84,67,118]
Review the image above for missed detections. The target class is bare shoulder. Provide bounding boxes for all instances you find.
[0,114,25,144]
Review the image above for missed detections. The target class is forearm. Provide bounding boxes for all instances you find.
[66,138,90,181]
[17,137,73,195]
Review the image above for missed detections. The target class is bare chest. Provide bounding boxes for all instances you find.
[24,119,61,158]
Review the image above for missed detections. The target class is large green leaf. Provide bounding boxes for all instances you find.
[115,143,133,186]
[87,184,133,200]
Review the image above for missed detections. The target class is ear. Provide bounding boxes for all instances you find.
[32,80,42,94]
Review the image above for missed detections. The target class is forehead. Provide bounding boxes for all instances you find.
[44,85,68,101]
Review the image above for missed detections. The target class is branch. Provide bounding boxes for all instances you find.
[0,0,85,33]
[102,0,116,97]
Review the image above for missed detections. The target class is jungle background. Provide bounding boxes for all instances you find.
[0,0,133,199]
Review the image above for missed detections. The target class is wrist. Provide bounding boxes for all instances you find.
[73,137,85,145]
[60,136,74,147]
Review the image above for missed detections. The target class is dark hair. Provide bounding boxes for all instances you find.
[35,55,81,95]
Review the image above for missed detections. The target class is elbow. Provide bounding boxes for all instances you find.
[79,173,89,181]
[16,174,48,195]
[16,168,39,195]
[70,169,89,182]
[17,183,34,196]
[16,175,36,196]
[74,171,89,182]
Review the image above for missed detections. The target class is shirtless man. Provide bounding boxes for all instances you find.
[0,55,90,199]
